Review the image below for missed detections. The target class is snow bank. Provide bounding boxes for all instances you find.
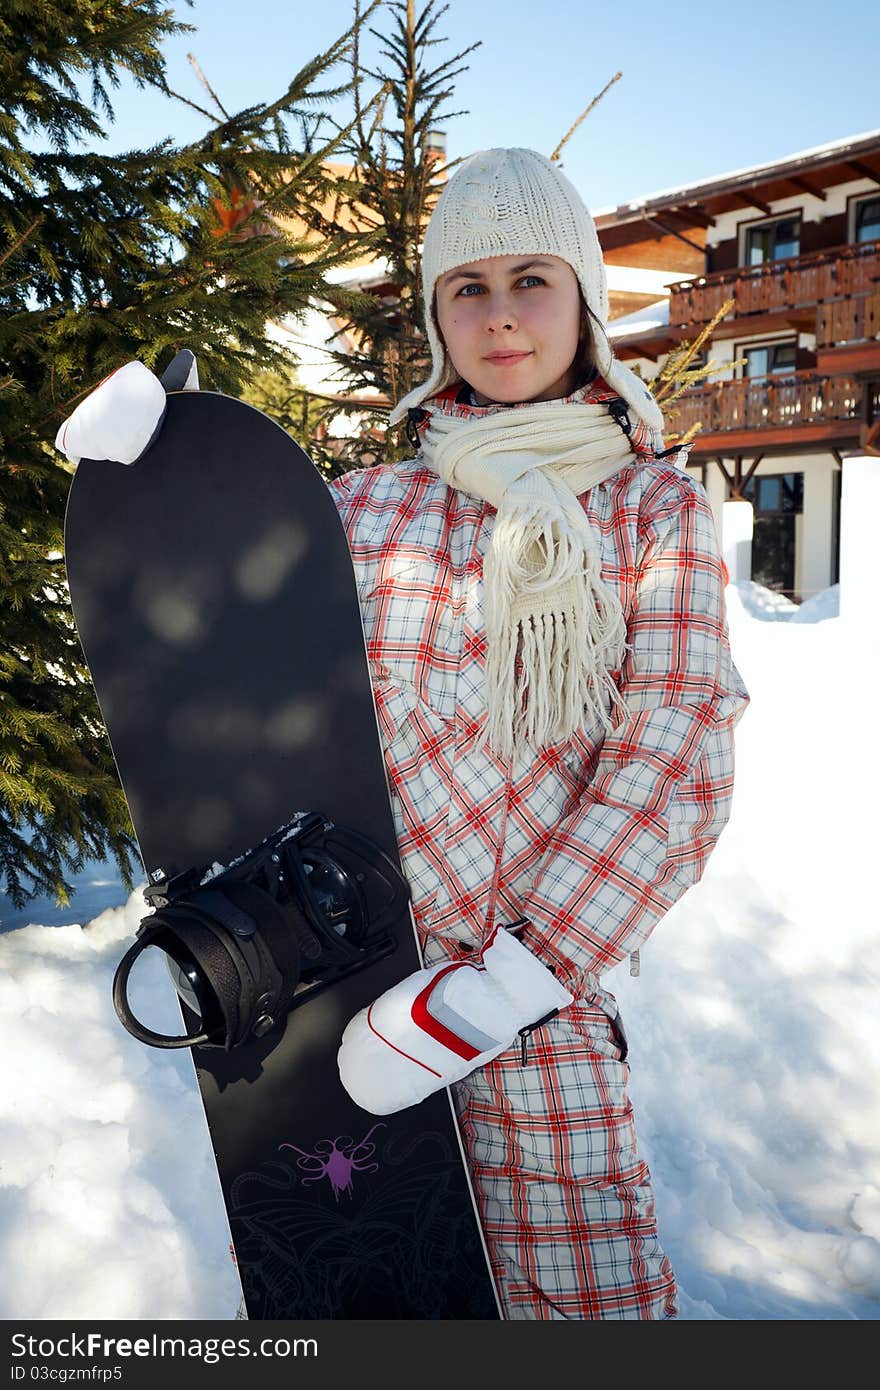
[0,899,241,1319]
[2,582,877,1320]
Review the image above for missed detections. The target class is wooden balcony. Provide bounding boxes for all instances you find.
[668,240,880,329]
[666,369,873,456]
[816,288,880,347]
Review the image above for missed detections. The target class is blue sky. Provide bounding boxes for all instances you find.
[73,0,879,208]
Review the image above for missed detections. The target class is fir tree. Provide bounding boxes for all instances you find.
[240,366,341,480]
[284,0,479,470]
[0,0,381,909]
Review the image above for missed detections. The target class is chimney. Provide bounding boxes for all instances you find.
[426,130,446,165]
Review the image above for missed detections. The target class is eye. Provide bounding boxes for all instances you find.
[454,274,545,298]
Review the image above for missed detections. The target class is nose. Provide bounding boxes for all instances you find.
[484,290,517,334]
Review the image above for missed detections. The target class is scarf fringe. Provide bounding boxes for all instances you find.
[480,488,630,763]
[419,397,636,765]
[479,601,630,763]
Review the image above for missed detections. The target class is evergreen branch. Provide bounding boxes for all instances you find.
[0,215,45,272]
[652,299,736,407]
[162,85,220,123]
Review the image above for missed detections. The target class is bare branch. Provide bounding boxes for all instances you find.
[550,72,622,163]
[187,52,231,121]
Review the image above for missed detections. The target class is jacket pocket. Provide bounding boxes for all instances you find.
[565,995,629,1065]
[361,553,464,723]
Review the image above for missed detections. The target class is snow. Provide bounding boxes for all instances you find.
[604,267,679,297]
[726,579,800,622]
[0,901,240,1319]
[791,583,840,624]
[608,298,671,337]
[2,581,878,1321]
[727,579,841,625]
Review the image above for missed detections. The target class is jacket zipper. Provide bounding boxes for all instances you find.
[484,761,513,945]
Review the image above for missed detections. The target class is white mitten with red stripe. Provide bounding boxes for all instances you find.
[337,925,573,1115]
[55,355,199,466]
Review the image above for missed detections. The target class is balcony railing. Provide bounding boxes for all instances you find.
[667,369,865,437]
[816,288,880,347]
[668,240,880,328]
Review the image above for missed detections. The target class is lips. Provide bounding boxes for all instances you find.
[484,351,532,364]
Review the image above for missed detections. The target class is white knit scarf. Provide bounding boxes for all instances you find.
[414,392,637,763]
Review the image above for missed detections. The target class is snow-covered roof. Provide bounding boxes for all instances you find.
[608,298,671,337]
[324,257,394,288]
[594,127,880,221]
[605,264,682,295]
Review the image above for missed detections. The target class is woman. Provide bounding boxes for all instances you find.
[58,147,750,1320]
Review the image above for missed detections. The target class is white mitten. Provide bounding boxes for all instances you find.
[55,353,199,466]
[337,925,573,1115]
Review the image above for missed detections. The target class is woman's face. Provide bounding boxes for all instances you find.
[433,252,583,406]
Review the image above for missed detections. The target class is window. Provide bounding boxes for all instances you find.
[854,195,880,244]
[743,473,803,514]
[743,216,800,266]
[741,471,804,599]
[742,341,797,379]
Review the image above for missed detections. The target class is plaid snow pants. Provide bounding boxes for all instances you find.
[423,939,679,1321]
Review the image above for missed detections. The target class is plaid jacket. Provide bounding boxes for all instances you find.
[329,377,749,1000]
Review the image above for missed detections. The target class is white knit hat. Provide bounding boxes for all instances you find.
[388,147,663,432]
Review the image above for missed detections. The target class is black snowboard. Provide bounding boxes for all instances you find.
[63,385,500,1320]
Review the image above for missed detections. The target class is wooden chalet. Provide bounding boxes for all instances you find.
[597,129,880,602]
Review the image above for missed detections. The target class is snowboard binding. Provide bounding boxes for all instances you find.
[112,811,409,1051]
